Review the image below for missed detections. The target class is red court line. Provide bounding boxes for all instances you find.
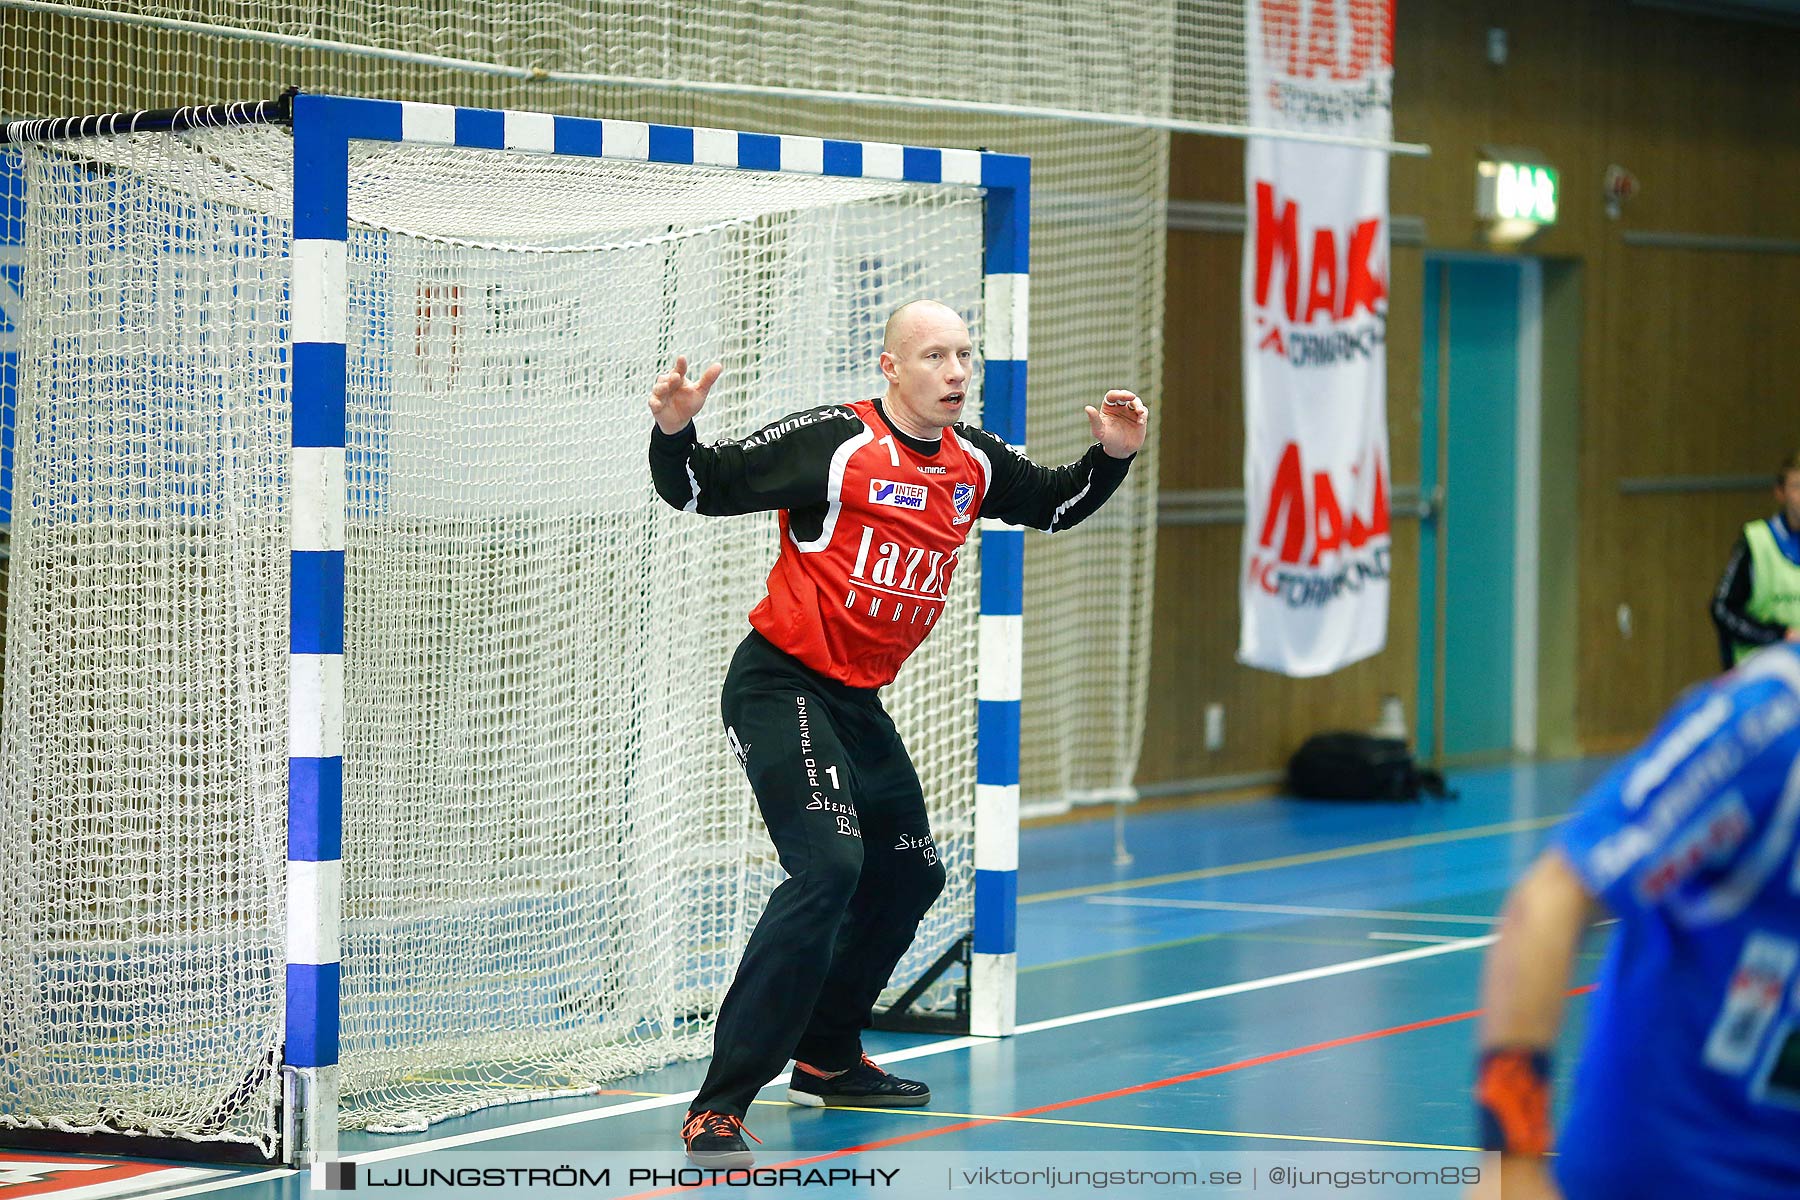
[620,983,1599,1199]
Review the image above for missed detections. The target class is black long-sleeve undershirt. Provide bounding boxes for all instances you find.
[1711,532,1789,670]
[648,401,1133,533]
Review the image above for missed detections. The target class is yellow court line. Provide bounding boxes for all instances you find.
[756,1101,1478,1153]
[1022,814,1567,904]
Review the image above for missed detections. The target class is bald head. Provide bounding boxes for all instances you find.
[883,300,966,355]
[877,300,973,438]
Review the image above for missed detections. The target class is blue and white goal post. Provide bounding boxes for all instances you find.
[0,91,1026,1167]
[286,91,1029,1162]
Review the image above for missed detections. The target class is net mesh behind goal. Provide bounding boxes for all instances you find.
[3,0,1168,823]
[0,123,984,1148]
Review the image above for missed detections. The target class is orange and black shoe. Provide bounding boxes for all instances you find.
[787,1054,931,1107]
[680,1110,759,1167]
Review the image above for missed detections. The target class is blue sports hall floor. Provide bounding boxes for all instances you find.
[3,757,1619,1200]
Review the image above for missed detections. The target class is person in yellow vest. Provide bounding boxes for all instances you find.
[1711,451,1800,669]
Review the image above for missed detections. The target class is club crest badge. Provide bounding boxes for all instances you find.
[952,483,975,525]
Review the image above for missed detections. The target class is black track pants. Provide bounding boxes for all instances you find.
[689,631,947,1118]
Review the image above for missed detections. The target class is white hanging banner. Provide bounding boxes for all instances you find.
[1239,1,1395,677]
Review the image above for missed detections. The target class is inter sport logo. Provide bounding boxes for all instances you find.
[869,479,928,511]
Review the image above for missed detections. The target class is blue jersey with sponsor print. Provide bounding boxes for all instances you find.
[1554,645,1800,1200]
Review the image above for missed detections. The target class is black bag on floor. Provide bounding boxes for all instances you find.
[1286,732,1452,801]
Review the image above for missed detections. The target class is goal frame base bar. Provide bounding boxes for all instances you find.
[872,933,971,1033]
[0,1127,281,1166]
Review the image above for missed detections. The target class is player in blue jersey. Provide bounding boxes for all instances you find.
[1473,644,1800,1200]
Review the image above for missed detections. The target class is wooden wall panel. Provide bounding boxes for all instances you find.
[1146,0,1800,790]
[1142,521,1421,782]
[1159,228,1244,491]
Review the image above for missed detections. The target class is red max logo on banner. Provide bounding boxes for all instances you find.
[1253,182,1386,337]
[1259,0,1392,82]
[1252,441,1389,579]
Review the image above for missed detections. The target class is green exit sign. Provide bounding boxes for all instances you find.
[1477,160,1559,225]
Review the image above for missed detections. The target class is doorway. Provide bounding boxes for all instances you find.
[1418,255,1543,763]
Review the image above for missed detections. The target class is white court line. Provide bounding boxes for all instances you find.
[1006,936,1495,1035]
[1366,931,1472,945]
[72,1170,283,1200]
[1087,896,1501,926]
[37,1173,253,1200]
[0,1166,230,1200]
[127,935,1494,1199]
[71,1169,232,1200]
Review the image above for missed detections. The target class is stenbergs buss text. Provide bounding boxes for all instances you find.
[1247,441,1391,609]
[1250,182,1387,367]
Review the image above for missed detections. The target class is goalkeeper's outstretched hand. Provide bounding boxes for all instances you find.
[650,356,723,435]
[1086,390,1149,460]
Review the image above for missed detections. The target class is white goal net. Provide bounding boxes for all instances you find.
[0,121,985,1153]
[5,0,1172,824]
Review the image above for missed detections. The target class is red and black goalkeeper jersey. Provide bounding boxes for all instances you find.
[649,397,1133,689]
